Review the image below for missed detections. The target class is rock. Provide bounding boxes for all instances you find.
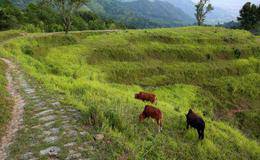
[61,116,71,121]
[39,115,56,122]
[35,109,53,117]
[43,136,59,143]
[68,130,78,137]
[66,153,81,160]
[37,102,46,107]
[64,142,76,147]
[52,102,60,107]
[40,146,60,156]
[80,131,87,136]
[63,124,73,130]
[32,125,41,129]
[25,89,35,94]
[94,134,104,141]
[68,108,78,113]
[43,121,55,128]
[49,128,60,134]
[21,152,33,159]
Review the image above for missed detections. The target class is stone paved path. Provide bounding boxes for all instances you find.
[0,58,96,160]
[0,58,25,160]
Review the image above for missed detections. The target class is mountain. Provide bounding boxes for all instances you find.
[88,0,195,28]
[5,0,195,28]
[9,0,37,8]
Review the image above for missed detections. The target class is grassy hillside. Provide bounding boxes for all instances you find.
[0,27,259,159]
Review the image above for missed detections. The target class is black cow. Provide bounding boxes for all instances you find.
[186,109,205,140]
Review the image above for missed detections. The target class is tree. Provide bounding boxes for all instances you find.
[257,4,260,23]
[237,2,258,30]
[44,0,88,34]
[194,0,213,26]
[0,0,23,30]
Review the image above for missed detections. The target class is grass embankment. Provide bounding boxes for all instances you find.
[0,60,12,138]
[0,27,259,159]
[0,30,21,42]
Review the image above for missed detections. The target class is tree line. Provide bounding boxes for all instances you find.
[0,0,259,34]
[0,0,125,33]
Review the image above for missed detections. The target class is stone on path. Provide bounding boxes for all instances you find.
[43,136,59,143]
[52,102,60,107]
[94,134,104,141]
[39,115,56,122]
[43,121,56,128]
[35,109,53,117]
[40,146,61,156]
[64,142,76,147]
[21,152,34,159]
[66,152,81,160]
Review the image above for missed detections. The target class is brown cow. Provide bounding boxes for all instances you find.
[186,109,205,140]
[135,92,157,104]
[139,105,163,132]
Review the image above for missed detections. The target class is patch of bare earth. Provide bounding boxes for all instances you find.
[0,58,25,160]
[226,99,250,117]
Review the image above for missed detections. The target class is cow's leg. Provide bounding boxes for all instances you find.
[160,119,162,131]
[156,119,161,132]
[200,129,204,140]
[197,129,201,139]
[157,119,162,132]
[186,122,189,129]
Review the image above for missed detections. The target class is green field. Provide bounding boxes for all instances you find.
[0,27,259,159]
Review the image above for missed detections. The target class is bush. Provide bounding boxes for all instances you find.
[21,45,34,56]
[234,48,242,59]
[21,24,42,33]
[104,110,124,131]
[48,24,63,32]
[86,105,105,128]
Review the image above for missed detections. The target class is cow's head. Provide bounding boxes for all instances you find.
[186,109,193,117]
[135,93,139,99]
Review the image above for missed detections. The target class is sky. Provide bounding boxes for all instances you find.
[191,0,260,16]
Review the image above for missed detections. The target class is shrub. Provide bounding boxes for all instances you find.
[234,48,242,59]
[104,110,124,131]
[21,24,42,33]
[48,24,63,32]
[21,45,34,56]
[86,105,105,128]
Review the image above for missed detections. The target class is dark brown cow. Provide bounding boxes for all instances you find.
[135,92,157,104]
[186,109,205,140]
[139,105,163,132]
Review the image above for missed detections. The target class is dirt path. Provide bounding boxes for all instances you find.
[0,58,25,160]
[0,58,97,159]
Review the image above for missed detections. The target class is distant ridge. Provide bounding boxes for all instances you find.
[5,0,195,28]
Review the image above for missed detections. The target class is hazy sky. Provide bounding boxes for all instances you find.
[192,0,260,15]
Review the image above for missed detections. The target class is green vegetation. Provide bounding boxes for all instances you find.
[0,0,124,32]
[0,58,11,138]
[237,2,260,31]
[0,30,20,42]
[195,0,214,26]
[0,27,259,159]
